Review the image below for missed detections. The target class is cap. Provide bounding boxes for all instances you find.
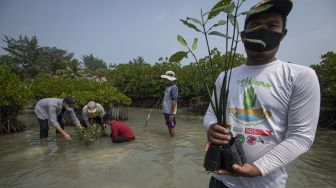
[87,101,97,113]
[63,96,76,107]
[245,0,293,25]
[161,70,177,81]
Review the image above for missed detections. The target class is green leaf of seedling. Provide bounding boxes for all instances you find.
[207,0,231,20]
[243,38,266,48]
[179,19,201,32]
[241,4,274,15]
[229,14,239,28]
[177,35,188,47]
[222,2,236,14]
[192,38,198,51]
[207,20,227,32]
[211,20,227,30]
[209,31,232,39]
[186,17,202,25]
[169,51,188,62]
[207,2,235,19]
[245,24,264,33]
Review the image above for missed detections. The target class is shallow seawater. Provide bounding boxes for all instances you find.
[0,108,335,188]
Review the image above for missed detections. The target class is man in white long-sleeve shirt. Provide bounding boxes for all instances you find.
[204,0,320,187]
[35,96,82,143]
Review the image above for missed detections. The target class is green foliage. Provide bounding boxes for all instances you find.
[208,31,232,39]
[206,0,232,20]
[177,35,188,46]
[169,51,188,63]
[1,36,91,80]
[0,66,31,108]
[0,66,31,133]
[28,77,131,107]
[241,4,273,15]
[310,51,336,107]
[192,38,198,51]
[179,19,201,33]
[0,55,18,73]
[107,57,168,99]
[76,123,103,145]
[39,46,74,74]
[104,51,244,102]
[1,35,42,78]
[82,54,107,74]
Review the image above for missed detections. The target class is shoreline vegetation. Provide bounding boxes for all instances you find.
[0,34,335,134]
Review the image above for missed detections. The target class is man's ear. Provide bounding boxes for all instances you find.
[281,29,287,41]
[240,31,245,43]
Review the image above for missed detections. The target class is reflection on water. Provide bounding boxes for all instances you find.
[0,108,335,188]
[286,129,336,188]
[0,108,209,188]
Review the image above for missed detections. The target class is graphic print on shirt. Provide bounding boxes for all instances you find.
[229,76,273,144]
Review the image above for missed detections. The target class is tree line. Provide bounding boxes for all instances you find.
[1,35,335,129]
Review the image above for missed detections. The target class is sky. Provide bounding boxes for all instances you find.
[0,0,335,67]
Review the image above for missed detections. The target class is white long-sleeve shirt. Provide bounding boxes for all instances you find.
[204,60,320,188]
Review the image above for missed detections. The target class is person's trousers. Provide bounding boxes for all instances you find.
[37,114,64,139]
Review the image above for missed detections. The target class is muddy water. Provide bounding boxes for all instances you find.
[0,108,335,188]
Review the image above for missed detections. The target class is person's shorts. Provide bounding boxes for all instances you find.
[163,113,176,128]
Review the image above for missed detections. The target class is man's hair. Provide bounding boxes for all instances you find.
[244,6,287,31]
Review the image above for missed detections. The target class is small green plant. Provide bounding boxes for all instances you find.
[76,123,103,145]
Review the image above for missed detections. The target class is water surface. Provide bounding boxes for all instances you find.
[0,108,335,188]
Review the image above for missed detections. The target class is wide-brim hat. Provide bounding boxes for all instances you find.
[87,101,97,113]
[161,70,177,81]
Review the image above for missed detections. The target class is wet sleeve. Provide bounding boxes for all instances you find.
[82,106,89,126]
[48,105,61,129]
[253,69,320,176]
[170,85,178,101]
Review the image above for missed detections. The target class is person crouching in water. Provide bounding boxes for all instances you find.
[103,114,135,143]
[82,101,105,128]
[34,96,83,143]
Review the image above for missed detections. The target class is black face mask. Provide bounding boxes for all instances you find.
[243,28,283,52]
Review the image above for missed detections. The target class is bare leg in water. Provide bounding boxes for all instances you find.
[168,127,175,137]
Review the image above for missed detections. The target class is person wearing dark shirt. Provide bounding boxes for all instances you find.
[103,114,135,143]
